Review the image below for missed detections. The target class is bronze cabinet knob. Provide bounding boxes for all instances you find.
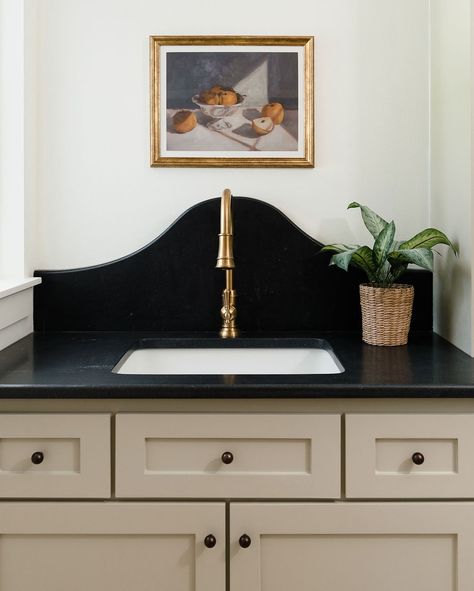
[412,452,425,465]
[239,534,251,548]
[31,451,44,465]
[221,451,234,465]
[204,534,217,548]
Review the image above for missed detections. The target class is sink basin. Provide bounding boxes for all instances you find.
[113,338,344,375]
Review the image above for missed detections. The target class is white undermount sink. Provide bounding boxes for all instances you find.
[113,339,344,375]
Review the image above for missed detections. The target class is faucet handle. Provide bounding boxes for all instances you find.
[216,234,235,269]
[216,189,235,269]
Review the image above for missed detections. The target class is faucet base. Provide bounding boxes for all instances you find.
[220,326,239,339]
[220,287,238,339]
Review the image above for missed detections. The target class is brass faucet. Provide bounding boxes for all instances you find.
[216,189,238,338]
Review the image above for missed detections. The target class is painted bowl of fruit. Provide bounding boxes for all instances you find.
[192,85,246,119]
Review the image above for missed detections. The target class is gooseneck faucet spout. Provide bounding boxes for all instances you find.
[216,189,238,338]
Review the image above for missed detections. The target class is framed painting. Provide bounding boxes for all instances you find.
[150,36,314,168]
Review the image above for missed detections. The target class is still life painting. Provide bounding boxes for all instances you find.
[150,36,314,167]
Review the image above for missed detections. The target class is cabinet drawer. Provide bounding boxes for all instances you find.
[115,413,340,498]
[0,414,111,498]
[346,414,474,498]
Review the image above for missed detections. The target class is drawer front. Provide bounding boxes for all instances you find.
[0,414,111,498]
[346,414,474,498]
[115,413,340,498]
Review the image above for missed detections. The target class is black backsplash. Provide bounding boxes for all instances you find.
[34,197,432,332]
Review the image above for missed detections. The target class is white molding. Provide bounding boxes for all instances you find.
[0,0,37,278]
[0,0,25,277]
[0,277,41,300]
[0,279,40,351]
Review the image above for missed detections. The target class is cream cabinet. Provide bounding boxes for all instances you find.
[1,407,474,590]
[115,412,340,498]
[346,413,474,498]
[230,502,474,591]
[0,502,225,591]
[0,413,111,497]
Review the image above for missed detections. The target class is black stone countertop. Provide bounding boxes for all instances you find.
[0,330,474,398]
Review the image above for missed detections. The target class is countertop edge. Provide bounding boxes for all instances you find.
[1,330,474,399]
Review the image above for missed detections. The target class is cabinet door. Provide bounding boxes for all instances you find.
[0,503,225,591]
[230,502,474,591]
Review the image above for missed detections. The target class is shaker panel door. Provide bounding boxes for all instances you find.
[230,502,474,591]
[0,502,225,591]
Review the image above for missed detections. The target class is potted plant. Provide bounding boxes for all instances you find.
[322,202,457,346]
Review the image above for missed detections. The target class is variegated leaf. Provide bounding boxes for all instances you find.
[388,248,434,272]
[373,220,395,268]
[390,263,409,282]
[329,249,358,272]
[320,243,359,254]
[399,228,457,254]
[348,202,388,239]
[351,246,377,282]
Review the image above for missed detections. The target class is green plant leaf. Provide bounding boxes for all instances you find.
[348,202,388,239]
[329,248,358,272]
[377,261,393,287]
[399,228,457,254]
[320,243,359,254]
[390,263,409,282]
[351,246,377,282]
[328,245,377,282]
[390,240,402,252]
[388,248,434,272]
[373,220,395,269]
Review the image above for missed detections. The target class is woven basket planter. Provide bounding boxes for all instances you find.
[360,283,414,346]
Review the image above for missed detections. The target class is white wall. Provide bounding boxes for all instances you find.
[33,0,430,270]
[430,0,473,355]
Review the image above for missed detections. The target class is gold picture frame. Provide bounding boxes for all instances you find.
[150,36,314,168]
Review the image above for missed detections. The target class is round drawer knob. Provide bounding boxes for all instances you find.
[412,452,425,465]
[204,534,217,549]
[239,534,251,548]
[31,451,44,465]
[221,451,234,465]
